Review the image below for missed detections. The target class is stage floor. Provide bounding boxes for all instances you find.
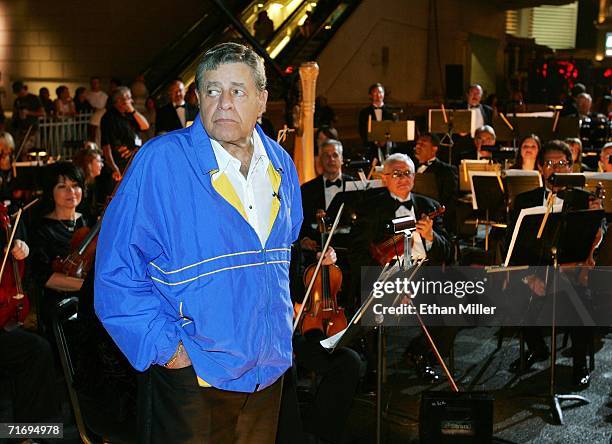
[344,326,612,443]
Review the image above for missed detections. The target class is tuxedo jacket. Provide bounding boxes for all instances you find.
[459,102,493,127]
[299,173,354,241]
[418,158,458,230]
[155,102,199,134]
[350,189,452,267]
[358,104,395,146]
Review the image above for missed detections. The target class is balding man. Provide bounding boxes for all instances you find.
[155,79,199,134]
[463,84,493,128]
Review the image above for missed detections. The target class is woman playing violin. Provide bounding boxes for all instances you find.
[31,162,89,334]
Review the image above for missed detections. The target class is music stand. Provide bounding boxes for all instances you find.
[469,172,507,251]
[369,120,416,160]
[504,205,604,425]
[504,170,542,210]
[429,109,476,164]
[459,160,500,193]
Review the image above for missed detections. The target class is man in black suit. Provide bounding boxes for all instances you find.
[300,139,354,248]
[155,79,198,134]
[358,83,395,160]
[463,83,493,127]
[507,140,605,388]
[414,132,458,233]
[350,153,453,381]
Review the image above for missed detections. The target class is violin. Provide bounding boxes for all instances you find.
[295,209,347,337]
[0,204,30,328]
[53,151,137,278]
[369,206,446,266]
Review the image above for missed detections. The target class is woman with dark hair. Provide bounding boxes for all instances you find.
[565,137,591,172]
[74,86,93,114]
[512,134,541,170]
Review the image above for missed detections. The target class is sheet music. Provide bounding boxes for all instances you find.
[503,204,563,267]
[468,171,501,210]
[505,169,542,186]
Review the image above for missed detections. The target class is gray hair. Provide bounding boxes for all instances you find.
[384,153,415,173]
[321,139,343,156]
[111,86,131,105]
[475,125,496,139]
[0,132,15,150]
[195,43,266,93]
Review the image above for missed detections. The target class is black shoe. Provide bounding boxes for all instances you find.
[509,351,549,373]
[572,366,590,390]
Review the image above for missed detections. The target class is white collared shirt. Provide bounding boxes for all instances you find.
[323,174,343,209]
[390,192,430,261]
[543,188,564,207]
[210,131,274,246]
[174,101,186,127]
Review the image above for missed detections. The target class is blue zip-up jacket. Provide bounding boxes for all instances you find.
[94,115,303,392]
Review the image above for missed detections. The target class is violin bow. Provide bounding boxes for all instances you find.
[293,203,344,333]
[0,208,22,280]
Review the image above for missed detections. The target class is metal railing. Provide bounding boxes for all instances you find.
[34,112,93,159]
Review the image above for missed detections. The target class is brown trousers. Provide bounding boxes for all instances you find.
[139,365,282,444]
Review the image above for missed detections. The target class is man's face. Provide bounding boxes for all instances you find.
[319,144,342,177]
[415,136,437,163]
[577,96,591,115]
[199,63,267,146]
[115,91,133,114]
[91,78,101,91]
[382,160,414,199]
[370,86,384,105]
[539,150,572,185]
[467,86,482,107]
[601,147,612,172]
[40,89,50,100]
[169,81,185,104]
[475,131,495,158]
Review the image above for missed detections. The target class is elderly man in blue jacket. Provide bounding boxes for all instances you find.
[95,43,303,443]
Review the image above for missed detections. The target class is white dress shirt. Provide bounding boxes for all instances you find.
[471,105,484,133]
[390,192,431,261]
[173,101,186,128]
[211,131,274,246]
[323,175,343,209]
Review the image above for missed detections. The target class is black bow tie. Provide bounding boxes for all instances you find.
[325,178,342,188]
[469,105,480,109]
[175,104,185,109]
[395,199,413,211]
[373,106,383,110]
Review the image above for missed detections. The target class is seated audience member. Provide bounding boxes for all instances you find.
[511,134,541,170]
[74,86,93,114]
[54,85,76,117]
[39,87,54,116]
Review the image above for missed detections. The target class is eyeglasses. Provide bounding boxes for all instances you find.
[384,170,415,179]
[542,159,571,169]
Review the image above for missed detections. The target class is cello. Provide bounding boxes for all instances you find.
[295,209,347,337]
[0,205,30,329]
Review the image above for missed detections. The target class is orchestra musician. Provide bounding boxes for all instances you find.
[0,132,16,201]
[30,162,89,336]
[414,133,458,233]
[510,134,541,171]
[358,83,395,160]
[72,142,105,221]
[565,137,592,172]
[506,140,605,388]
[95,43,302,443]
[300,139,354,249]
[599,142,612,172]
[350,153,453,381]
